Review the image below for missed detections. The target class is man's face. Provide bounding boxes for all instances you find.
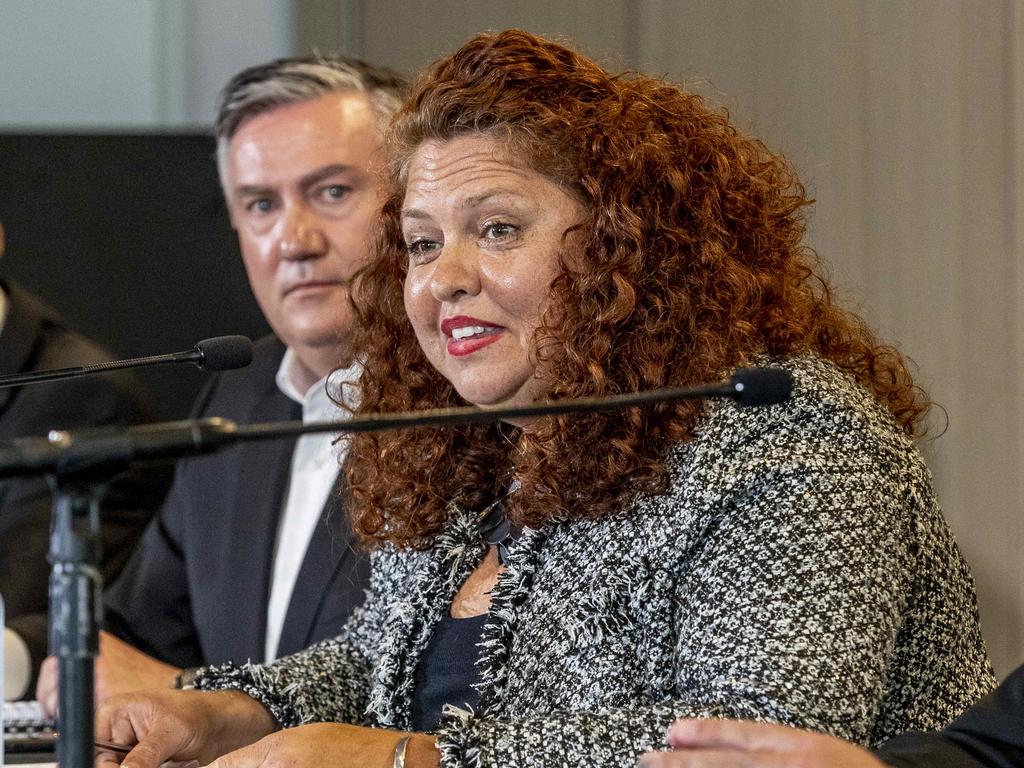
[223,92,382,376]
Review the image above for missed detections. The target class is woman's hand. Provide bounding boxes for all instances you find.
[206,724,440,768]
[96,688,278,768]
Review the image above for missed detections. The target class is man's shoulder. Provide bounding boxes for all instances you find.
[1,281,113,369]
[0,282,148,431]
[250,334,288,371]
[193,334,288,418]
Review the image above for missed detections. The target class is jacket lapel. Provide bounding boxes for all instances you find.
[368,510,487,729]
[274,470,353,657]
[217,388,300,665]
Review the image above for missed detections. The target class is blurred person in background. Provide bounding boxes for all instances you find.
[0,220,167,701]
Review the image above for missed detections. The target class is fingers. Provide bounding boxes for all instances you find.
[96,750,129,768]
[638,749,790,768]
[95,697,170,768]
[667,719,808,752]
[659,720,885,768]
[35,656,59,719]
[119,725,190,768]
[94,699,121,743]
[108,715,142,748]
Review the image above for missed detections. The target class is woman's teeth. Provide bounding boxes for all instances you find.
[451,325,495,340]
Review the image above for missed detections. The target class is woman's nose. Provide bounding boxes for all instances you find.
[429,240,481,302]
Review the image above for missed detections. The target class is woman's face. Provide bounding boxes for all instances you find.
[402,135,584,411]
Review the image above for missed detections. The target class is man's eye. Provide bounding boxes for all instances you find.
[246,199,274,214]
[321,185,351,202]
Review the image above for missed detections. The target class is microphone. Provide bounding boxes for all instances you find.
[0,335,254,389]
[0,367,792,479]
[189,336,255,372]
[730,367,793,407]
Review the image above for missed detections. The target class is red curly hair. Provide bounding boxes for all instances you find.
[345,29,928,548]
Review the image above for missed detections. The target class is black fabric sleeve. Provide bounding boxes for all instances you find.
[877,666,1024,768]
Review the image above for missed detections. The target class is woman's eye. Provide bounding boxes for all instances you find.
[406,239,440,263]
[482,222,516,240]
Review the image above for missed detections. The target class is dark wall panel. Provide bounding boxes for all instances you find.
[0,134,270,419]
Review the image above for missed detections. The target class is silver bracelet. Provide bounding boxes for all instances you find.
[393,735,411,768]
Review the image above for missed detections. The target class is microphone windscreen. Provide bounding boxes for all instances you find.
[731,367,793,407]
[195,336,254,372]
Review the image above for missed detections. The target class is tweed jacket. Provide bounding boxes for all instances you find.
[194,355,994,767]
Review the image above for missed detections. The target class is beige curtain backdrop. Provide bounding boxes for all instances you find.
[320,0,1024,678]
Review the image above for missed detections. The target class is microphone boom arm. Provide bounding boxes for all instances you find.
[240,380,737,441]
[0,350,201,388]
[0,335,253,389]
[0,367,792,479]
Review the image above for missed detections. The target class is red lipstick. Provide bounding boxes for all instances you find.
[441,315,505,357]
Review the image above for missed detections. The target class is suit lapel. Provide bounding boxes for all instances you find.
[274,470,354,657]
[218,387,301,664]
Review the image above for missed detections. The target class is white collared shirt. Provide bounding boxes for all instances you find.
[263,350,360,663]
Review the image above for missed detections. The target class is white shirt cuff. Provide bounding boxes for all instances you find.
[4,626,32,701]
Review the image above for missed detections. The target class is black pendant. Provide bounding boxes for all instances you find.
[476,497,518,565]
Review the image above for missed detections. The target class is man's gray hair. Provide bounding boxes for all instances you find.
[215,54,407,184]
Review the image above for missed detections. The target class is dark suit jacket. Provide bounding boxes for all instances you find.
[1,281,165,681]
[878,664,1024,768]
[104,335,369,669]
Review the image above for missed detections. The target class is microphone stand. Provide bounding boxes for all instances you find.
[47,471,108,768]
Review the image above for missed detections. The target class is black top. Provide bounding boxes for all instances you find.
[877,664,1024,768]
[411,613,488,732]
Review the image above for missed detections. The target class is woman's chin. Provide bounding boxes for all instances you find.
[453,388,548,429]
[461,393,520,411]
[446,366,549,411]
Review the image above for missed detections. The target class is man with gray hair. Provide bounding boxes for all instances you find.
[35,54,407,712]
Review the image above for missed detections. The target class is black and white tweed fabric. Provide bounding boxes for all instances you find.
[193,355,994,767]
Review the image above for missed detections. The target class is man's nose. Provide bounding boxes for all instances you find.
[429,240,481,302]
[276,203,327,260]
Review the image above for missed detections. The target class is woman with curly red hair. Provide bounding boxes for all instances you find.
[96,30,992,768]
